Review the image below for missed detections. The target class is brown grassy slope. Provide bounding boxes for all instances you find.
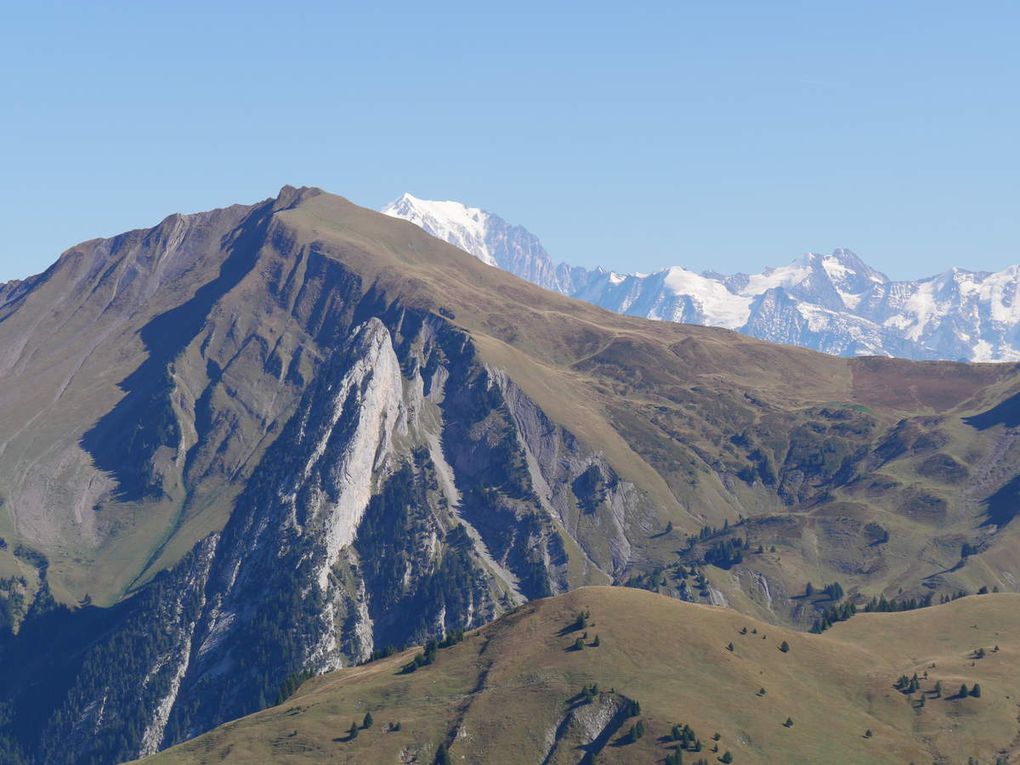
[280,190,1020,606]
[139,586,1020,765]
[283,189,1016,415]
[281,190,1020,503]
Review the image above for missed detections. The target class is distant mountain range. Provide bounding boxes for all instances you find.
[384,193,1020,361]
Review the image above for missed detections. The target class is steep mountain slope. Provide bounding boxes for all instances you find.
[140,587,1020,765]
[1,187,1020,763]
[384,194,1020,361]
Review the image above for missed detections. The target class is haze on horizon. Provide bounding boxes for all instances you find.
[1,2,1018,283]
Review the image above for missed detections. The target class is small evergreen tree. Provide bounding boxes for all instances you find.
[363,711,374,729]
[958,684,969,698]
[591,634,600,647]
[779,640,790,653]
[621,720,646,744]
[970,683,982,698]
[720,752,733,764]
[784,717,794,728]
[434,742,451,765]
[349,721,359,740]
[726,642,735,652]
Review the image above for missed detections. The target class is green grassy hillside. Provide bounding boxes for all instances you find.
[140,587,1020,765]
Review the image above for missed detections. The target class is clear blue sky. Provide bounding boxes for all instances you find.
[2,2,1018,282]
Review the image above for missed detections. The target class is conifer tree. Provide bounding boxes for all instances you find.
[349,721,359,740]
[363,711,374,729]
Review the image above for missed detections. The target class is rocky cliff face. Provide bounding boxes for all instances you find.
[0,199,657,762]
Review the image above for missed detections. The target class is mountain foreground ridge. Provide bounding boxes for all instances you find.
[140,586,1020,765]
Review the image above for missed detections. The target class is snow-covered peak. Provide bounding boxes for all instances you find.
[382,193,497,266]
[382,194,1020,362]
[661,266,751,329]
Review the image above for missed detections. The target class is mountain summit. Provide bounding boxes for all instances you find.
[385,194,1020,361]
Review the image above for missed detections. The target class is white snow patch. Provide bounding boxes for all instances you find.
[662,267,751,328]
[382,193,497,266]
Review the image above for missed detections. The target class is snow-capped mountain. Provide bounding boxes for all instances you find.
[383,193,587,293]
[384,194,1020,362]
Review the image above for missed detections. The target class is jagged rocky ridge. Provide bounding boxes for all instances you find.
[384,193,1020,361]
[2,187,1020,764]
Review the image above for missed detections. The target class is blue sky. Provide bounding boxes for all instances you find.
[1,2,1018,282]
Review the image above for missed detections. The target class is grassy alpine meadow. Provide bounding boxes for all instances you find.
[140,587,1020,765]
